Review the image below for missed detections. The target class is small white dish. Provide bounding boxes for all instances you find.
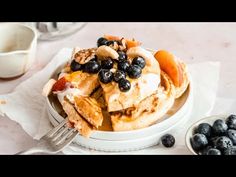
[185,115,228,155]
[0,23,37,78]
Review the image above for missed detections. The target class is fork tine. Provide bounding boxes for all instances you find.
[55,130,78,150]
[52,126,70,141]
[46,118,68,137]
[17,118,79,154]
[54,128,76,145]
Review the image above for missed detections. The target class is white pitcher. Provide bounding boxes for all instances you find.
[0,23,37,79]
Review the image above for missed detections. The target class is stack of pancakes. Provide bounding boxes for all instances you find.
[43,37,189,138]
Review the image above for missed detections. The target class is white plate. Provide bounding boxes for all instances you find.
[47,79,193,141]
[46,61,194,151]
[48,99,193,152]
[47,82,193,151]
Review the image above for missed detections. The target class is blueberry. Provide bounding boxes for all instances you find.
[118,78,131,92]
[224,146,236,155]
[116,40,122,45]
[196,123,212,138]
[84,60,101,73]
[70,59,83,71]
[90,56,98,62]
[226,114,236,130]
[215,136,233,151]
[190,133,208,151]
[209,136,219,148]
[118,61,130,72]
[193,127,199,135]
[118,51,127,61]
[206,148,221,155]
[101,59,113,69]
[113,70,126,83]
[212,119,228,136]
[226,129,236,145]
[106,40,115,46]
[127,64,142,79]
[200,146,213,155]
[161,134,175,148]
[98,69,113,84]
[97,37,108,47]
[132,57,146,69]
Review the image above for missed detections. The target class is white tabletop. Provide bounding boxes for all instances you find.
[0,22,236,154]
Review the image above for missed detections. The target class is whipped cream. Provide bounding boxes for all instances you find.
[138,73,160,97]
[56,87,88,104]
[103,72,161,112]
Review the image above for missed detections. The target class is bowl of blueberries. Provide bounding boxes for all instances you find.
[186,114,236,155]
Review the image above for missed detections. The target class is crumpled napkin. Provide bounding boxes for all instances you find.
[0,48,72,139]
[0,48,221,154]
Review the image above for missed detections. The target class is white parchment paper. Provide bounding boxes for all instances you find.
[0,48,221,154]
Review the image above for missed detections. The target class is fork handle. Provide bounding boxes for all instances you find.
[16,147,52,155]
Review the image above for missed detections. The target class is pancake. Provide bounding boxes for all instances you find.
[110,71,176,131]
[62,100,93,138]
[43,36,190,138]
[175,62,190,98]
[74,96,103,128]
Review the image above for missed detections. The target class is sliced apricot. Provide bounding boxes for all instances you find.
[104,35,141,49]
[126,39,141,49]
[154,50,183,87]
[104,35,122,41]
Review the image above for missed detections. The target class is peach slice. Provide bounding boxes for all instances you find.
[104,35,141,49]
[104,35,122,41]
[126,39,141,49]
[154,50,183,87]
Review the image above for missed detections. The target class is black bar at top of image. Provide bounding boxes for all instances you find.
[0,0,235,22]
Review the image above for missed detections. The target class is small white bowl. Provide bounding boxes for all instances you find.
[0,23,37,78]
[185,115,228,155]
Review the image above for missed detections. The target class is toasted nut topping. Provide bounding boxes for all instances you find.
[74,48,97,64]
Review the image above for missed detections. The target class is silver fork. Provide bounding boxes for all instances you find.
[16,118,78,155]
